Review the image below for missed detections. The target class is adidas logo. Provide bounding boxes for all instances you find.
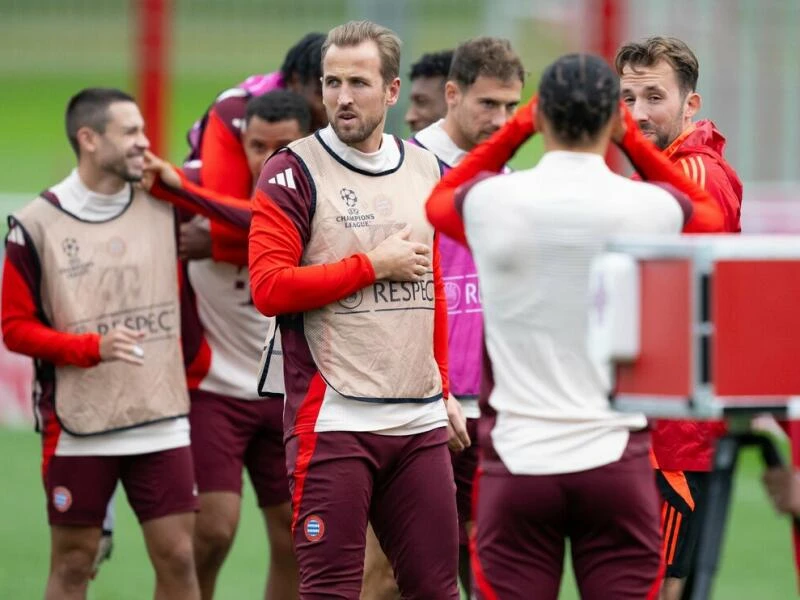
[267,168,296,190]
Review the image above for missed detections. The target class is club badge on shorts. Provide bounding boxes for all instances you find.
[52,486,72,512]
[304,514,325,542]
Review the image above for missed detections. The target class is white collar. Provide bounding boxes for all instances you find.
[50,169,132,221]
[317,125,402,174]
[413,119,466,168]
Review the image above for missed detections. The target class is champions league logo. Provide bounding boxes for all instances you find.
[340,188,358,208]
[61,237,79,259]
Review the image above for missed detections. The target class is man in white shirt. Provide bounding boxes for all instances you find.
[426,53,707,599]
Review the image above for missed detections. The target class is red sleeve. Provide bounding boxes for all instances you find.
[432,234,449,400]
[426,96,537,244]
[676,155,741,233]
[199,102,252,264]
[248,152,376,317]
[618,114,725,233]
[150,169,252,231]
[2,239,100,367]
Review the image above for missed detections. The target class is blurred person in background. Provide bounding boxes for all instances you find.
[2,88,199,600]
[404,50,453,134]
[615,36,743,600]
[179,90,311,600]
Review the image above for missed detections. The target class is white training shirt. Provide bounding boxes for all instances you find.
[462,151,683,475]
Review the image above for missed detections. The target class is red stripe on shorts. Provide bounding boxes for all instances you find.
[469,466,499,600]
[41,411,62,478]
[290,371,327,535]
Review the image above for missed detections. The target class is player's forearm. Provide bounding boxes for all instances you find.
[250,253,376,317]
[620,127,725,233]
[3,318,101,367]
[1,256,102,367]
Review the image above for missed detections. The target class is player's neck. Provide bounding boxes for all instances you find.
[77,162,128,196]
[542,136,609,157]
[441,116,471,153]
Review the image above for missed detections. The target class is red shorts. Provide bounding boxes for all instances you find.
[286,427,460,600]
[44,446,197,527]
[452,417,479,546]
[472,430,661,600]
[189,389,290,507]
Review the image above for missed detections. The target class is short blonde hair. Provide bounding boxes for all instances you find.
[322,20,402,84]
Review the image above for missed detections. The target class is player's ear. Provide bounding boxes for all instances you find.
[684,91,701,119]
[444,80,461,108]
[76,126,98,155]
[385,77,401,107]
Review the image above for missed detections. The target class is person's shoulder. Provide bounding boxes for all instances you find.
[209,89,249,134]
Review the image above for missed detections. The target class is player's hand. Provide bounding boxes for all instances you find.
[446,395,471,452]
[99,327,146,366]
[179,216,213,261]
[763,467,800,516]
[142,151,183,190]
[611,101,636,146]
[366,225,431,282]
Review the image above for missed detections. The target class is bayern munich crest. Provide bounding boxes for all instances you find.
[52,486,72,513]
[304,514,325,542]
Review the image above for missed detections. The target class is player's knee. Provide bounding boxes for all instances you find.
[195,518,236,560]
[51,546,95,589]
[152,536,196,582]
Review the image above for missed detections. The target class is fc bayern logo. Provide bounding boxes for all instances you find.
[61,237,79,259]
[340,188,358,208]
[52,486,72,513]
[304,514,325,542]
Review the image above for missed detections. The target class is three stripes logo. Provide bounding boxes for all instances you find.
[267,168,296,190]
[304,514,325,542]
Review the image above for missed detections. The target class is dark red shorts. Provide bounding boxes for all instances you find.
[472,430,662,600]
[44,446,198,527]
[452,417,479,546]
[286,427,460,600]
[189,389,290,507]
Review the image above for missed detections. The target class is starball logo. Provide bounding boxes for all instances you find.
[59,237,93,278]
[336,187,376,229]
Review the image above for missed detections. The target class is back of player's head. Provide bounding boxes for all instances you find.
[322,20,402,85]
[246,90,312,135]
[538,53,619,145]
[66,87,136,157]
[448,37,525,89]
[614,36,699,95]
[409,50,454,81]
[280,32,325,86]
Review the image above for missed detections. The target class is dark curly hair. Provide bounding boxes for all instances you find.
[280,32,325,85]
[409,50,453,81]
[538,53,619,145]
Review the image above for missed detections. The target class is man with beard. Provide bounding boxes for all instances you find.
[2,88,199,599]
[404,49,453,134]
[247,20,468,599]
[615,37,743,600]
